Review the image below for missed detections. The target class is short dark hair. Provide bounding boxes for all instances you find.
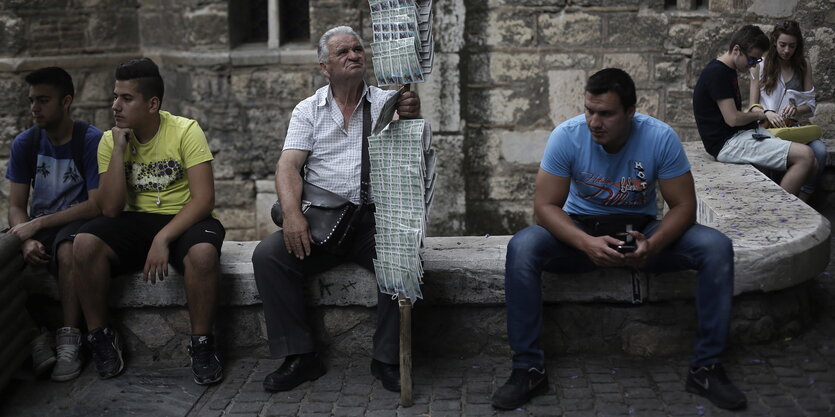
[585,68,636,110]
[115,57,164,103]
[24,67,74,100]
[728,25,769,55]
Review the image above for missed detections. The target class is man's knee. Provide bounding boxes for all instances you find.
[72,233,107,262]
[56,240,74,269]
[789,143,816,166]
[184,243,219,275]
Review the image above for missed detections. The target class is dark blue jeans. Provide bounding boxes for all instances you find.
[505,220,734,369]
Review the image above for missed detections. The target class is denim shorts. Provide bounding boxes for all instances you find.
[716,126,791,171]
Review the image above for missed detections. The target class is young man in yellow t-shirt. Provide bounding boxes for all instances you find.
[72,58,225,385]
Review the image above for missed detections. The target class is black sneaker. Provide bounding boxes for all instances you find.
[686,363,747,410]
[491,367,549,410]
[86,327,124,379]
[188,335,223,385]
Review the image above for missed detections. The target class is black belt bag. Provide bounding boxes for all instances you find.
[271,182,359,251]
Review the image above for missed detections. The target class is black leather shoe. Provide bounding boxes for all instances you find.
[263,352,326,392]
[370,359,400,392]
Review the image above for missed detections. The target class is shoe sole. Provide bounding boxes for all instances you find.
[194,371,223,385]
[51,367,82,382]
[685,380,747,410]
[34,357,57,377]
[491,383,550,410]
[263,366,326,392]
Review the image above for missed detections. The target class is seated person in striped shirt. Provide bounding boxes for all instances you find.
[252,26,421,394]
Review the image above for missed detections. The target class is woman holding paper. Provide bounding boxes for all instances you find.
[749,20,823,202]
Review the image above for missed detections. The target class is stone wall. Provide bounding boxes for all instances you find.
[0,0,833,237]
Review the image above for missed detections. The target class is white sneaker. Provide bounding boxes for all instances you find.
[30,327,56,376]
[52,327,83,382]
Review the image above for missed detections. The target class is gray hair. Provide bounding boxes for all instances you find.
[317,26,364,63]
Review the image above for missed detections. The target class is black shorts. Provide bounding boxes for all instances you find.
[76,212,226,275]
[2,219,89,276]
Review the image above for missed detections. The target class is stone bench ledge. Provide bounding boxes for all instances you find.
[23,143,830,309]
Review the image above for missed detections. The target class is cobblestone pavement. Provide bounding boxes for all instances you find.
[2,221,834,417]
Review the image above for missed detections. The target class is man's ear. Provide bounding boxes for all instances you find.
[61,95,73,112]
[148,96,161,113]
[626,105,636,119]
[319,62,330,79]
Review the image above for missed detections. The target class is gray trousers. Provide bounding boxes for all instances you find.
[252,211,399,364]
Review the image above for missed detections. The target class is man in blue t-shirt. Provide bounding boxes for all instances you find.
[4,67,102,382]
[692,24,815,196]
[492,69,746,411]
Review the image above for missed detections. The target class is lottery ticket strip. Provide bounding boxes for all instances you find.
[369,0,433,86]
[369,119,435,304]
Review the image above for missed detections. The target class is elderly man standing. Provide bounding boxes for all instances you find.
[252,26,421,393]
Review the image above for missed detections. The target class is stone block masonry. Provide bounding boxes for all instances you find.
[0,0,834,238]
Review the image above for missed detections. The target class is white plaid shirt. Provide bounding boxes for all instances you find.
[283,84,397,204]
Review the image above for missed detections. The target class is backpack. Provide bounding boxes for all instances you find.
[24,120,90,187]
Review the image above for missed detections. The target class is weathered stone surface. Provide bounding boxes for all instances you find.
[811,103,835,139]
[602,54,650,82]
[139,12,186,49]
[215,179,255,208]
[538,12,601,47]
[748,0,798,17]
[548,69,586,125]
[255,189,279,240]
[499,129,551,165]
[806,27,835,102]
[621,322,691,357]
[606,13,667,48]
[230,68,313,105]
[121,310,177,349]
[74,68,115,103]
[416,53,461,133]
[185,5,228,49]
[636,90,661,120]
[542,53,596,70]
[434,0,466,53]
[0,14,23,55]
[216,207,255,230]
[484,9,536,47]
[665,89,695,125]
[426,134,466,236]
[654,59,684,83]
[323,309,366,338]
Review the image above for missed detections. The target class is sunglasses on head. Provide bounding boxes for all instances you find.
[777,20,799,30]
[745,55,763,66]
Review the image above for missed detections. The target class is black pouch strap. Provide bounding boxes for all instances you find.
[360,98,371,205]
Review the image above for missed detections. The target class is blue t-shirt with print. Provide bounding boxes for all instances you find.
[5,123,102,219]
[540,113,691,217]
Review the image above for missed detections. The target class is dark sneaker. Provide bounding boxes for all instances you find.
[686,363,747,410]
[188,335,223,385]
[86,327,124,379]
[491,367,549,410]
[370,359,400,392]
[263,352,326,392]
[31,327,56,377]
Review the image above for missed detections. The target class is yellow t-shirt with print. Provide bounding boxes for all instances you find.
[97,111,213,215]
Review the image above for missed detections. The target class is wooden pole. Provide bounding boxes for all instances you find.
[398,294,413,407]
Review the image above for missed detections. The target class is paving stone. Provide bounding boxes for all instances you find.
[433,386,462,400]
[591,382,620,393]
[271,390,307,403]
[228,400,264,414]
[430,399,462,411]
[298,401,333,414]
[559,398,594,411]
[337,395,368,407]
[331,405,364,417]
[263,402,300,416]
